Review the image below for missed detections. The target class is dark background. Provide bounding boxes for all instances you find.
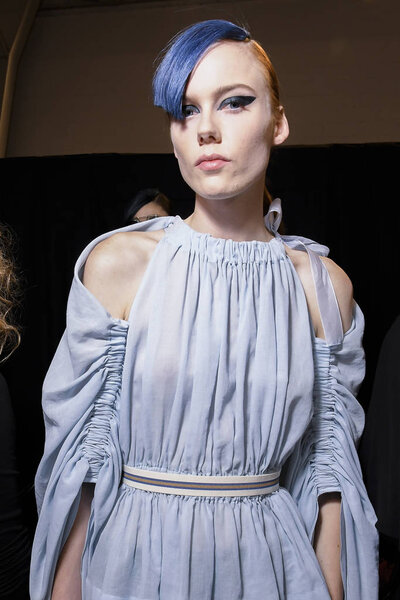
[0,143,399,535]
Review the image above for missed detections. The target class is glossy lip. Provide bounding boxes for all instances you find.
[195,153,231,168]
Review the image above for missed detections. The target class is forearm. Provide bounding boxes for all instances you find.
[51,483,94,600]
[313,492,343,600]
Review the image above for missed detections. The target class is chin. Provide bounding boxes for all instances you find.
[194,189,237,202]
[193,181,242,201]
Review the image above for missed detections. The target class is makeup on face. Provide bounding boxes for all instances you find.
[170,41,276,202]
[195,154,231,171]
[182,95,256,118]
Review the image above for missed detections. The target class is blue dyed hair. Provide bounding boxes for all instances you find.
[153,20,250,120]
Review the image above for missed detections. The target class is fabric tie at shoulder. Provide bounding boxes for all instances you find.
[265,198,330,257]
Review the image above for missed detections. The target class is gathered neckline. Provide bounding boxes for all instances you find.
[164,216,286,264]
[177,216,277,245]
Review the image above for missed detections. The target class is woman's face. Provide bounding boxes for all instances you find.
[170,41,288,202]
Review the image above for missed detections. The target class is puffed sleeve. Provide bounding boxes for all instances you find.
[282,304,379,599]
[30,242,129,600]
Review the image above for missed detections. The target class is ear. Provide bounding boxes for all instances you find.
[272,106,289,146]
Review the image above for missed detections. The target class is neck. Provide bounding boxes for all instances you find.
[185,179,273,242]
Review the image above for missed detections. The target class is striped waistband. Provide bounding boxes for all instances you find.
[122,465,280,497]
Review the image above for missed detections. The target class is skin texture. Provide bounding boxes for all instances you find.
[51,484,93,600]
[52,40,351,600]
[170,41,289,244]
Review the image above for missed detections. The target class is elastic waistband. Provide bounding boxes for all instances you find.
[122,465,280,497]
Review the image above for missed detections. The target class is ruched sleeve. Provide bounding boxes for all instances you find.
[282,304,379,598]
[30,246,129,600]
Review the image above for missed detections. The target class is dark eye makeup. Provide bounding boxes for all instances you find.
[181,95,256,118]
[218,95,256,110]
[182,105,199,118]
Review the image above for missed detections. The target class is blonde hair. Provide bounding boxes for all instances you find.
[0,224,21,361]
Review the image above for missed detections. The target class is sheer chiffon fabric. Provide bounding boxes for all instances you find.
[30,208,378,599]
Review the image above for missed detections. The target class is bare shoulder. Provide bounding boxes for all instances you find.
[284,245,354,337]
[320,256,354,331]
[83,229,164,319]
[84,229,163,276]
[320,256,353,301]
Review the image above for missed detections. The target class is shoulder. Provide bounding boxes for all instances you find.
[285,245,354,337]
[319,256,354,333]
[84,229,162,276]
[83,229,164,319]
[320,256,354,322]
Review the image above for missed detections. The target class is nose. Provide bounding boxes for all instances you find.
[197,111,221,145]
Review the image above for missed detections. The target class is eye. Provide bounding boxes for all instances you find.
[182,104,199,118]
[219,95,256,111]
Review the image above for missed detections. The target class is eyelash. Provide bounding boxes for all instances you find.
[182,95,256,118]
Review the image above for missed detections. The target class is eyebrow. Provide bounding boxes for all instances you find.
[183,83,256,103]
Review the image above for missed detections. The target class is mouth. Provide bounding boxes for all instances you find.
[195,154,231,171]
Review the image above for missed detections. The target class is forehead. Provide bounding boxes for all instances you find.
[184,41,268,98]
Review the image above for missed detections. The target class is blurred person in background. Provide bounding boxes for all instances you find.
[123,188,171,225]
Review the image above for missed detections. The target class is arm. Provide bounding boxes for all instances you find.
[49,231,157,596]
[289,249,354,595]
[30,233,134,599]
[49,238,130,597]
[51,484,94,600]
[310,260,352,597]
[313,492,343,600]
[281,242,378,599]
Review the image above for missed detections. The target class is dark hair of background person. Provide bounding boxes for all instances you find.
[0,223,31,600]
[123,188,171,225]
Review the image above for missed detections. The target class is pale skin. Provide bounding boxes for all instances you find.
[51,41,351,600]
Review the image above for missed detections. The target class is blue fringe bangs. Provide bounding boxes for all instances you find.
[153,20,250,120]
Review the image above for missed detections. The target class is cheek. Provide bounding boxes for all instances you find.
[170,132,191,169]
[235,123,271,170]
[170,133,197,188]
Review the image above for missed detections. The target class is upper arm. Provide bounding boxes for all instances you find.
[321,257,354,334]
[82,230,163,321]
[83,236,126,319]
[83,233,145,320]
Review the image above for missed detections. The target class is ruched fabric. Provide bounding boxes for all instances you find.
[31,254,129,600]
[282,305,378,598]
[30,211,378,599]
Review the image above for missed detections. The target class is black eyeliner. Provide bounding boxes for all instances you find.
[219,95,256,109]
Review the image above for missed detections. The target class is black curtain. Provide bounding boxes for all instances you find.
[0,143,399,535]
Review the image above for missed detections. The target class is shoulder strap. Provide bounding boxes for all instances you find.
[265,199,343,346]
[303,246,344,345]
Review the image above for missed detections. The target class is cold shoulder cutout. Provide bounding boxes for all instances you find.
[267,201,378,596]
[266,198,351,346]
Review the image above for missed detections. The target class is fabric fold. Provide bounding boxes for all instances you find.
[30,263,128,600]
[282,305,378,598]
[30,212,378,599]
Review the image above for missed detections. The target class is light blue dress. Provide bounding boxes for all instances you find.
[30,201,378,599]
